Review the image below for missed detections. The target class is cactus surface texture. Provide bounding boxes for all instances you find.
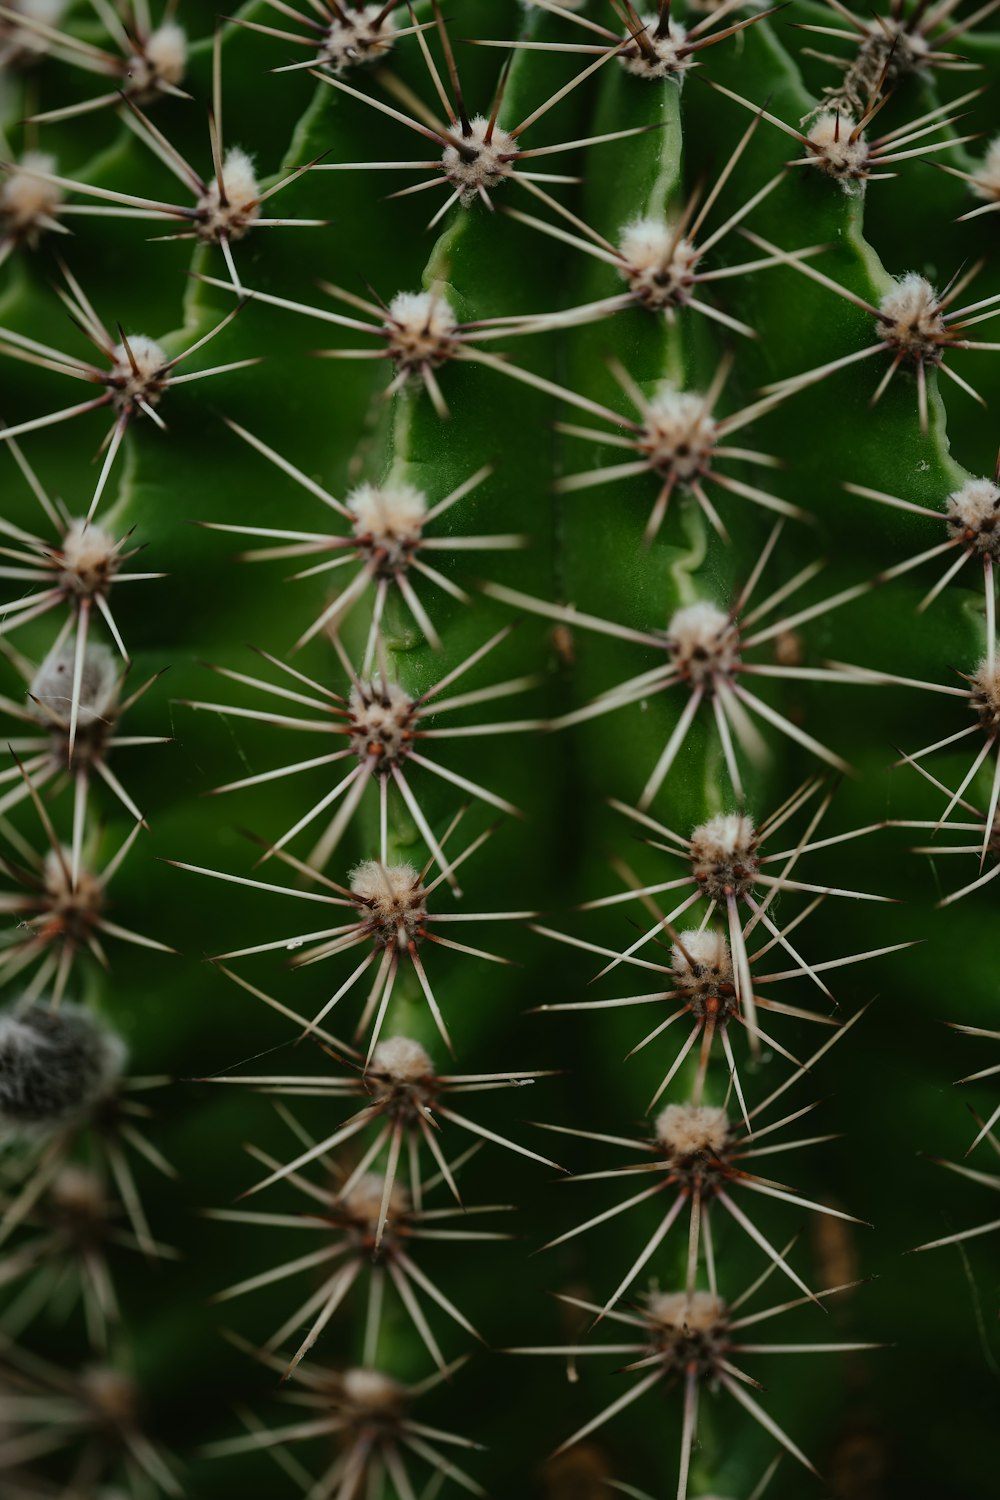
[1,1,1000,1496]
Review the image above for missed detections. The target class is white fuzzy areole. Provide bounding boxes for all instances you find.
[877,274,945,359]
[217,146,260,207]
[341,1367,404,1412]
[140,21,187,86]
[196,146,261,242]
[655,1102,729,1157]
[30,639,118,727]
[619,217,700,309]
[971,135,1000,203]
[17,0,63,19]
[647,1289,724,1332]
[972,657,1000,730]
[58,518,119,595]
[350,860,427,947]
[321,3,397,71]
[348,483,427,565]
[689,812,759,898]
[441,114,517,203]
[806,112,870,188]
[619,14,691,79]
[370,1035,433,1082]
[351,859,420,908]
[690,812,756,863]
[619,218,676,270]
[693,811,754,850]
[666,600,740,686]
[386,291,457,371]
[946,477,1000,555]
[641,387,716,480]
[1,0,66,60]
[1,152,62,236]
[108,334,169,413]
[672,928,733,984]
[341,1170,409,1230]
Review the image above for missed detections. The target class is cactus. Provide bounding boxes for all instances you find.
[0,0,999,1495]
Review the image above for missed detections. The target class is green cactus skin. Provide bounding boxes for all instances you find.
[0,1,998,1496]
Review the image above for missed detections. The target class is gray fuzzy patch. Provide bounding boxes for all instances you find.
[0,1003,126,1133]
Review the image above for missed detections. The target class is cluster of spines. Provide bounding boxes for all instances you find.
[0,0,998,1496]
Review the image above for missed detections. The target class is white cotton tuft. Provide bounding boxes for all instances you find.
[619,13,692,80]
[441,115,517,203]
[655,1102,729,1158]
[341,1367,405,1412]
[350,861,427,947]
[689,813,759,899]
[341,1172,409,1231]
[142,22,187,86]
[945,478,1000,557]
[666,601,740,686]
[877,274,945,359]
[348,483,427,568]
[1,152,62,236]
[371,1036,433,1082]
[805,112,870,189]
[320,5,398,72]
[618,217,699,309]
[641,387,717,480]
[386,292,457,372]
[647,1289,724,1332]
